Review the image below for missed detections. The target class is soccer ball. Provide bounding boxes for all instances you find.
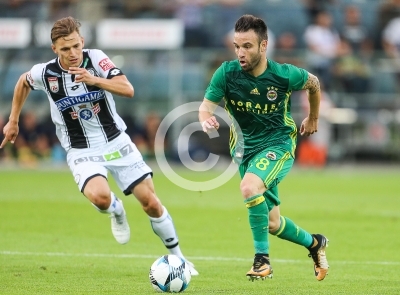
[149,254,191,293]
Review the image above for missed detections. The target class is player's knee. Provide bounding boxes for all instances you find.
[240,181,260,199]
[141,194,162,216]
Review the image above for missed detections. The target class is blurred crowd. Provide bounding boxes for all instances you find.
[1,0,400,166]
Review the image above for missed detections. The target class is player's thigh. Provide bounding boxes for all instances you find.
[83,175,110,199]
[246,147,294,189]
[67,150,108,193]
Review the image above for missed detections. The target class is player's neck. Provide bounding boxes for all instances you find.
[58,58,69,71]
[250,58,268,77]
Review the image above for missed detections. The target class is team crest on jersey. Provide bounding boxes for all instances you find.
[266,151,277,160]
[70,103,101,120]
[266,87,278,101]
[48,77,59,93]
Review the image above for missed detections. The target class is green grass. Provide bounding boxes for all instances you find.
[1,166,400,294]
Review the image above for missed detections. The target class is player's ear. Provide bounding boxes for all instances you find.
[81,36,85,48]
[51,43,57,54]
[261,40,267,53]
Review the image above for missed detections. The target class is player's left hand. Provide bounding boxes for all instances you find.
[300,116,318,136]
[68,67,96,85]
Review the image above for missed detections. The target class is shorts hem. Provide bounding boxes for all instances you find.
[123,172,153,195]
[81,174,107,193]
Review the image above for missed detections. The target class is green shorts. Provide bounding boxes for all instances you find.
[239,146,294,210]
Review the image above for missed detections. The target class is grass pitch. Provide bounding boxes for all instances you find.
[1,165,400,294]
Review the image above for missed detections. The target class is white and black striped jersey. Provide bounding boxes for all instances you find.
[26,49,127,151]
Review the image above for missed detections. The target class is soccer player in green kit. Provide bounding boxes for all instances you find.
[199,15,329,281]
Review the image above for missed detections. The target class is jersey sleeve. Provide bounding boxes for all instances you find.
[89,49,125,79]
[286,63,309,91]
[204,63,226,103]
[26,63,46,91]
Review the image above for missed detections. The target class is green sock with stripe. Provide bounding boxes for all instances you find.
[270,216,313,247]
[245,194,269,254]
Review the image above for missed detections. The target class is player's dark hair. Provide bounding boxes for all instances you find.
[51,16,81,43]
[234,14,268,42]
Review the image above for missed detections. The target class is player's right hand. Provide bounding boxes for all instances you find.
[201,116,220,133]
[0,121,19,148]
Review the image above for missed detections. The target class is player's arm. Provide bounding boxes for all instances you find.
[199,98,220,133]
[1,72,31,148]
[300,72,321,136]
[200,62,226,132]
[68,67,134,98]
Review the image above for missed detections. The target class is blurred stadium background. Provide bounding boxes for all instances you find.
[0,0,400,167]
[2,2,400,294]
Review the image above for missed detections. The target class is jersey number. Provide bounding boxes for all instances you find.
[255,158,270,171]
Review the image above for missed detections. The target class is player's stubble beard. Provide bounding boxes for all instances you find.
[240,47,262,74]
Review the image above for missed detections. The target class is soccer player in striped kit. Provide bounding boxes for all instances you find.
[1,16,198,276]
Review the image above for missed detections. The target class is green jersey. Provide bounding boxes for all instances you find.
[204,59,308,161]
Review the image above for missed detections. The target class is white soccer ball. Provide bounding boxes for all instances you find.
[149,254,191,293]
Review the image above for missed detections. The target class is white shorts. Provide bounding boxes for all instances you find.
[66,132,153,195]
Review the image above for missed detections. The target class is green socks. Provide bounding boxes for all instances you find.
[271,216,313,247]
[245,194,314,254]
[245,194,269,254]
